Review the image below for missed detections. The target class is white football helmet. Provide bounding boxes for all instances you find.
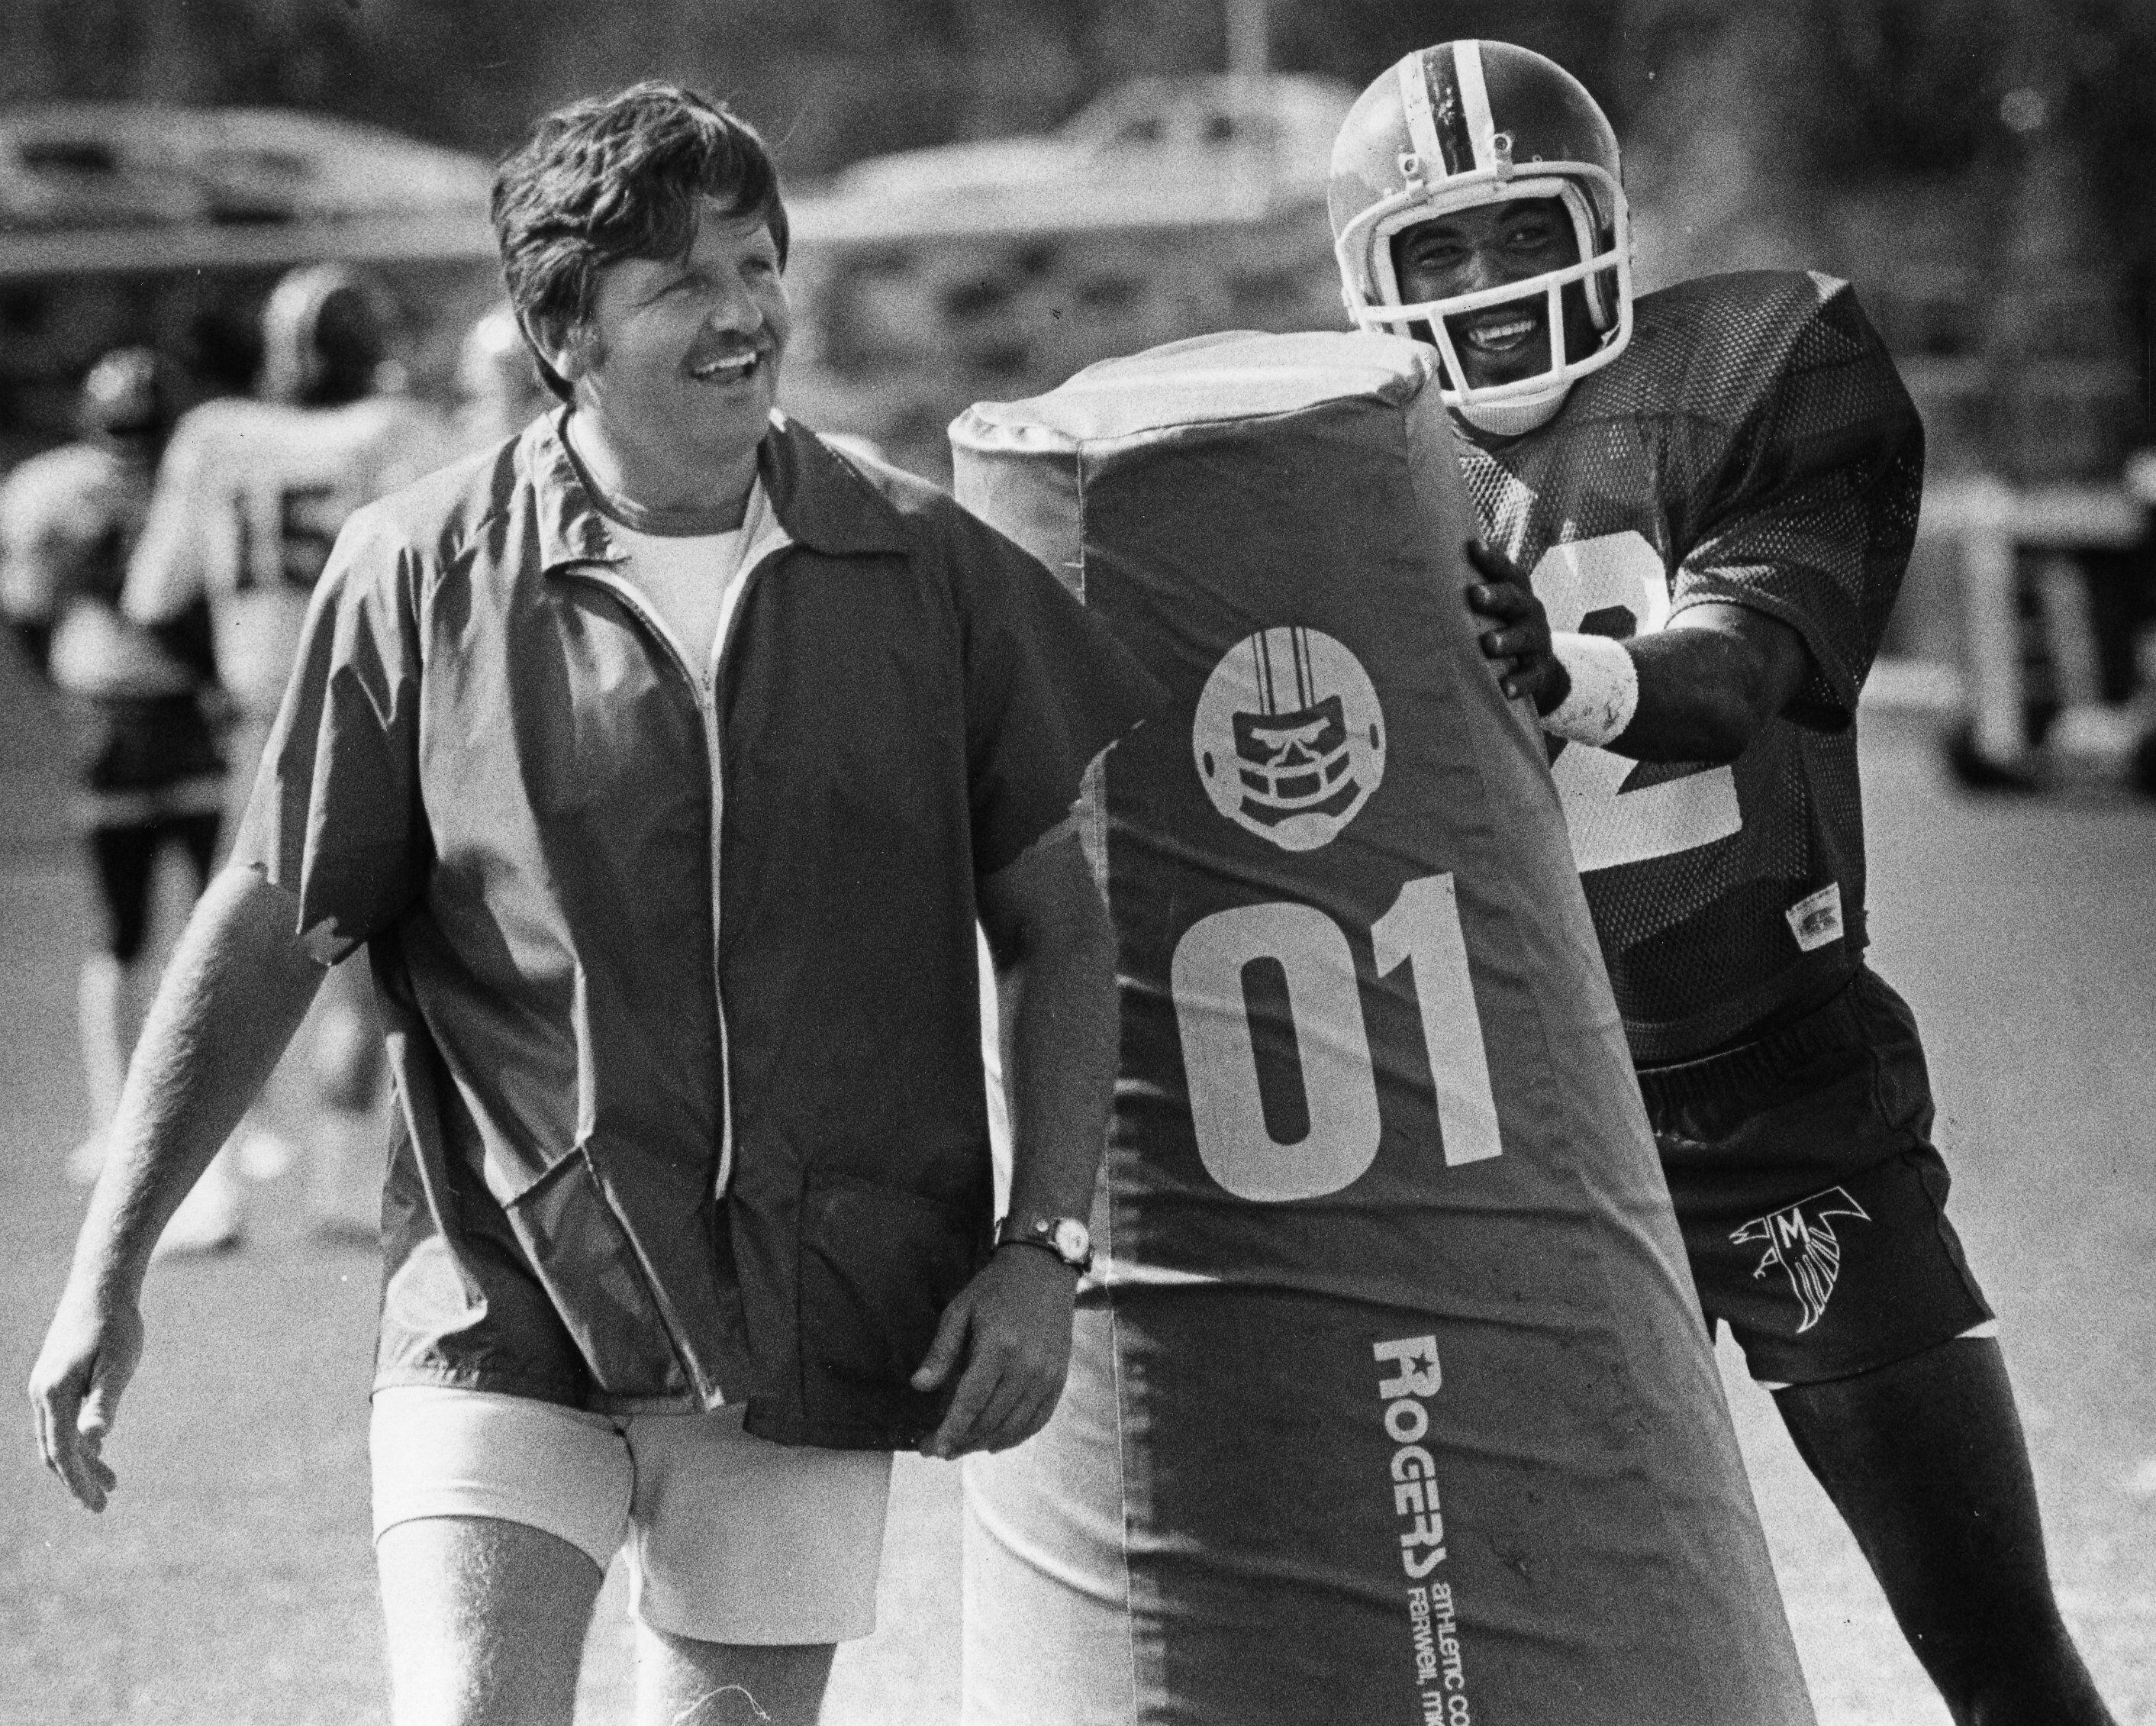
[1328,40,1632,435]
[456,303,553,441]
[259,263,395,408]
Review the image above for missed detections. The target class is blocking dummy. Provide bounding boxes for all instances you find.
[950,330,1815,1726]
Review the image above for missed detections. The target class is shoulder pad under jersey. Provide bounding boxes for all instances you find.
[1571,271,1911,446]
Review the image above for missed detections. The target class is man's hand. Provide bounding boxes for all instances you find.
[1464,539,1570,716]
[28,1287,144,1512]
[24,866,327,1517]
[910,1246,1078,1460]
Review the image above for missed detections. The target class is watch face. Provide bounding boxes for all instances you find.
[1052,1218,1091,1263]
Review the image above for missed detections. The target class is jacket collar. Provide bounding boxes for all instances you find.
[757,411,913,558]
[527,407,910,574]
[527,408,620,573]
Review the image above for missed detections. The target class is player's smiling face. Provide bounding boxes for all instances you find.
[566,205,790,499]
[1391,198,1594,392]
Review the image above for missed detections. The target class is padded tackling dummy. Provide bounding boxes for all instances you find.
[949,331,1813,1726]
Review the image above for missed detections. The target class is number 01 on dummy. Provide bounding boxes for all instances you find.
[951,331,1814,1726]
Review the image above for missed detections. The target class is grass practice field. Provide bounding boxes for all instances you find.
[2,655,2151,1723]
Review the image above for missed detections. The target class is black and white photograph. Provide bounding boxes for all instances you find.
[3,2,2151,1721]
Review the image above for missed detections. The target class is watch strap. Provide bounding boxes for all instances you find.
[995,1213,1092,1272]
[996,1234,1081,1270]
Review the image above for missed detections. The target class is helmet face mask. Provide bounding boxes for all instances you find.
[1329,41,1633,434]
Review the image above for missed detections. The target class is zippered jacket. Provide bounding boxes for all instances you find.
[234,410,1159,1448]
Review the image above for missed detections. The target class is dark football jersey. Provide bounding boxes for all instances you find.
[1456,270,1923,1061]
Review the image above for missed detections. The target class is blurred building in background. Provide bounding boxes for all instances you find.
[782,71,1355,472]
[10,0,2155,467]
[5,0,2156,775]
[0,104,500,465]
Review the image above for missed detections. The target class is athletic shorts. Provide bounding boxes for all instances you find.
[1639,966,1996,1389]
[370,1386,892,1644]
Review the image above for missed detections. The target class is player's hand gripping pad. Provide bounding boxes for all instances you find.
[949,332,1813,1726]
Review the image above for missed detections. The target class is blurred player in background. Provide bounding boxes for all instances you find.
[124,263,449,1243]
[450,301,553,454]
[0,350,228,1244]
[1332,40,2116,1726]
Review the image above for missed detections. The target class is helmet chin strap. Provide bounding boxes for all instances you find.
[1420,310,1575,437]
[1454,381,1571,437]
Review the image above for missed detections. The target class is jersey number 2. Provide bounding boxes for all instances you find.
[1170,873,1500,1204]
[1530,532,1741,873]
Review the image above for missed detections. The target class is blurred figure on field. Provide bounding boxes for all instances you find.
[0,350,226,1214]
[123,263,450,1247]
[451,302,553,453]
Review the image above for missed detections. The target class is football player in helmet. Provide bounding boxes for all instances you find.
[1333,41,2116,1726]
[0,350,227,1238]
[124,263,452,1246]
[450,302,554,454]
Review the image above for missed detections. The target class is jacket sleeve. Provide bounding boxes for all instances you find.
[938,499,1164,876]
[230,502,429,960]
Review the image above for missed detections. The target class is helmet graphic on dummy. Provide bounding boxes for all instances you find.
[1193,624,1387,853]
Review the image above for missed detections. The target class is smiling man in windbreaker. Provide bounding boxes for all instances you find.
[31,82,1156,1726]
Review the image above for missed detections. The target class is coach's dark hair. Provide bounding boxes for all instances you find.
[491,82,788,400]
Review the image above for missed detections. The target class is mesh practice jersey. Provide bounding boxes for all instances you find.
[124,395,450,718]
[950,332,1811,1726]
[1458,271,1922,1061]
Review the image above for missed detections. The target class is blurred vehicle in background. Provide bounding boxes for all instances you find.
[0,105,502,468]
[778,73,1357,476]
[820,73,1351,221]
[1,104,492,265]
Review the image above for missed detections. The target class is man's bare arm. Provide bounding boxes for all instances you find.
[980,824,1119,1229]
[1465,540,1813,764]
[912,824,1118,1459]
[29,865,328,1509]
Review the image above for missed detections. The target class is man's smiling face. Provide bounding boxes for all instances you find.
[1390,197,1598,393]
[569,204,791,486]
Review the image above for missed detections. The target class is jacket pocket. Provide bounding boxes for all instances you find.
[797,1174,989,1437]
[507,1149,695,1402]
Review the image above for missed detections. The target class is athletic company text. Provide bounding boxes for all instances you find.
[1375,1334,1471,1724]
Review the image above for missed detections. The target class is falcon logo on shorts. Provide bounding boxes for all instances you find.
[1193,626,1385,852]
[1731,1186,1871,1333]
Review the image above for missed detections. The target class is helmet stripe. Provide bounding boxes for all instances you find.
[1426,45,1475,176]
[1454,41,1500,172]
[1397,52,1445,176]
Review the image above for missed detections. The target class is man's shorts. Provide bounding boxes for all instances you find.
[370,1386,893,1644]
[1639,966,1996,1389]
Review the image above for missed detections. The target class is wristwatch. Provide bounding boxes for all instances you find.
[995,1214,1094,1275]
